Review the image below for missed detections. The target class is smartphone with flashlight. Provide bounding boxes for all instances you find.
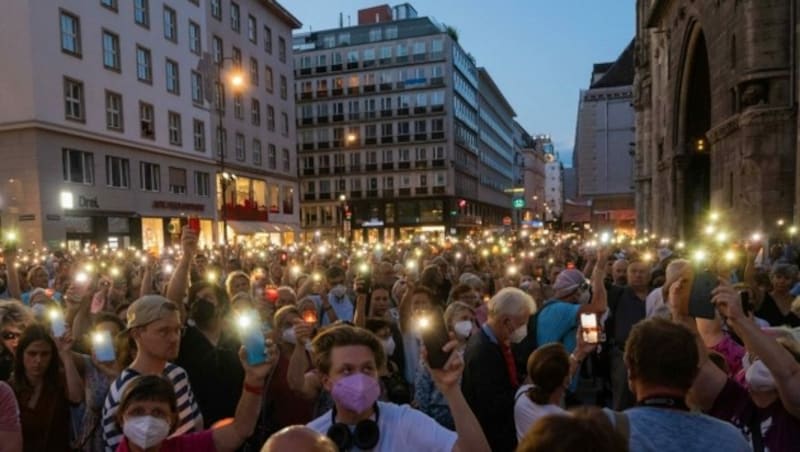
[238,314,268,365]
[49,309,67,338]
[302,309,318,325]
[579,313,599,344]
[418,307,451,369]
[92,330,116,363]
[689,269,718,319]
[188,216,200,233]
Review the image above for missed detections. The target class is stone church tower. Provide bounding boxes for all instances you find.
[634,0,798,238]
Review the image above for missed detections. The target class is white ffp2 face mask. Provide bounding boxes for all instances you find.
[123,416,171,449]
[510,324,527,343]
[454,320,474,340]
[382,336,396,356]
[745,359,776,392]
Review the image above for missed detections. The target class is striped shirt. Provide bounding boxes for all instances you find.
[101,363,202,452]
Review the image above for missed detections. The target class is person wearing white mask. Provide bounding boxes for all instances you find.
[415,302,476,429]
[113,346,275,452]
[513,247,609,408]
[264,306,316,435]
[462,288,536,452]
[365,318,412,405]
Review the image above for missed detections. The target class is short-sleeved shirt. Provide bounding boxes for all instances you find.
[513,385,566,441]
[102,363,203,452]
[0,381,20,432]
[709,378,800,451]
[605,406,750,452]
[307,401,456,452]
[536,300,580,352]
[115,430,214,452]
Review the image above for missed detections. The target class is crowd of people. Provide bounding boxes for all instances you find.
[0,220,798,452]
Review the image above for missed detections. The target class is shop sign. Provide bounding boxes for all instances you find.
[362,219,385,228]
[46,214,61,221]
[18,214,35,222]
[153,201,205,212]
[79,196,99,208]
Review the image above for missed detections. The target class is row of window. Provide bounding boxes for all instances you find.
[302,172,448,195]
[297,38,445,71]
[210,36,289,98]
[298,92,446,121]
[298,119,446,145]
[62,4,202,58]
[214,128,291,171]
[297,65,445,96]
[62,148,210,196]
[213,90,290,136]
[301,146,447,169]
[63,77,205,150]
[209,0,287,62]
[89,1,289,64]
[316,25,400,49]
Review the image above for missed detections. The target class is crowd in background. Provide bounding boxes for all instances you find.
[0,219,798,451]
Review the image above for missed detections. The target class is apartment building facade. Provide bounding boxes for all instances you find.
[0,0,299,249]
[293,7,512,242]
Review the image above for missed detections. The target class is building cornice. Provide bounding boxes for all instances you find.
[0,120,217,165]
[260,0,302,29]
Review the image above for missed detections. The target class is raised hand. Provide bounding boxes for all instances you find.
[239,339,279,385]
[423,333,464,393]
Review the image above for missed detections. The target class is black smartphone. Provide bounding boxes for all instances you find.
[740,291,753,316]
[419,307,451,369]
[689,270,718,319]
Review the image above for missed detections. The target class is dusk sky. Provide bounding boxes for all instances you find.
[288,0,636,167]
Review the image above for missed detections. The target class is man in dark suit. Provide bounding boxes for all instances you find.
[462,288,536,452]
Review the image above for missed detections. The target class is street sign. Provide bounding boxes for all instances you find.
[502,216,512,226]
[512,198,525,209]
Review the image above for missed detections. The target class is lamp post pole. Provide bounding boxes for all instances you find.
[339,194,347,244]
[216,57,243,247]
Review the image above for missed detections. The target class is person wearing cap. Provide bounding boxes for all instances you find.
[101,296,203,452]
[515,248,609,405]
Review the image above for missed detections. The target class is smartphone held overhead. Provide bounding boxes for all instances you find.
[580,313,599,344]
[416,308,450,369]
[689,269,718,319]
[92,330,116,363]
[237,313,268,365]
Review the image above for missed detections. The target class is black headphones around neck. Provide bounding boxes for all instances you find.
[326,403,381,451]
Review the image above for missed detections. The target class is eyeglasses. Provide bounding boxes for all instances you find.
[1,331,21,341]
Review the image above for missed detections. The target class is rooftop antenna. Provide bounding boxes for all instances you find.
[339,12,343,28]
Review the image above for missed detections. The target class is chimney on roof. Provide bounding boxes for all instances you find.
[357,5,393,25]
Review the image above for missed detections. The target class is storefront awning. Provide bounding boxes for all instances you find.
[227,221,298,235]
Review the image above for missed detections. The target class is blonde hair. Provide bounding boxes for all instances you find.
[444,301,474,331]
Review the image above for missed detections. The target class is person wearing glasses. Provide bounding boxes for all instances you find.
[101,296,203,452]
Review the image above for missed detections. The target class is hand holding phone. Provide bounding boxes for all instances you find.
[417,308,451,369]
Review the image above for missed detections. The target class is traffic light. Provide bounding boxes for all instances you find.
[344,206,352,221]
[458,199,467,209]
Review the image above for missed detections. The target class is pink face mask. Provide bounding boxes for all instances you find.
[331,373,381,413]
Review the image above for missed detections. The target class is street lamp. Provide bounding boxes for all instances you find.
[215,57,245,246]
[338,194,348,242]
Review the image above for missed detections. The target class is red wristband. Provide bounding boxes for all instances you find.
[244,383,264,396]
